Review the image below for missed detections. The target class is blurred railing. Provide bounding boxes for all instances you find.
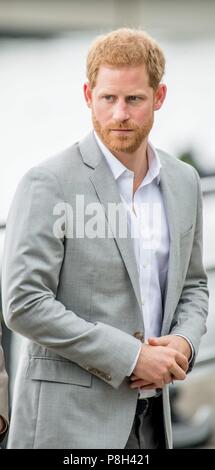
[195,177,215,367]
[201,176,215,195]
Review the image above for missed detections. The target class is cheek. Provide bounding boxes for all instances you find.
[134,106,153,123]
[93,104,112,124]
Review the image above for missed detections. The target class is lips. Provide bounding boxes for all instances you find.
[110,129,134,133]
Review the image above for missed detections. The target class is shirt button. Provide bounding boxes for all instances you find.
[141,298,145,305]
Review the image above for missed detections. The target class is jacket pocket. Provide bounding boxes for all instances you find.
[26,356,92,387]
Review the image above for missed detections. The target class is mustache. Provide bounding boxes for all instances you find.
[107,122,139,130]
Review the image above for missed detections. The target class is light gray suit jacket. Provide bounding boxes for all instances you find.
[2,132,208,448]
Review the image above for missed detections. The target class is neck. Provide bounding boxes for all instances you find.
[112,139,149,191]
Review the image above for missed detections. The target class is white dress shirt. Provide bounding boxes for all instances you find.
[94,132,192,398]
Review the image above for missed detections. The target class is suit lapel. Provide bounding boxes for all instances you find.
[79,132,142,313]
[159,156,181,333]
[79,136,181,331]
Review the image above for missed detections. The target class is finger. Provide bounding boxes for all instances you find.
[175,351,188,372]
[130,379,150,389]
[140,383,164,390]
[170,362,186,381]
[130,381,142,389]
[130,379,149,388]
[130,375,138,381]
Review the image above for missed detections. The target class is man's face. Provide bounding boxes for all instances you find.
[84,64,166,155]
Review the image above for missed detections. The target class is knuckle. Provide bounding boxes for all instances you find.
[167,359,173,369]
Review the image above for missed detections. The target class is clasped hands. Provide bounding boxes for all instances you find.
[130,335,192,390]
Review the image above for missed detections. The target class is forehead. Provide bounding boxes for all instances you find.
[94,64,151,91]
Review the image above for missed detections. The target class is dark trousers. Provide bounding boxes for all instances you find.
[125,395,166,449]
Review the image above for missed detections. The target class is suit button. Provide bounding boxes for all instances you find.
[99,371,112,381]
[105,374,112,381]
[133,331,144,342]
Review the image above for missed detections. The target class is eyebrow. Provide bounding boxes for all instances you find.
[98,90,148,98]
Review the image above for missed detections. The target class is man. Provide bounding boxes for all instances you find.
[2,28,208,449]
[0,320,8,443]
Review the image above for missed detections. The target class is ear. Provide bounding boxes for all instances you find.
[83,82,93,108]
[153,84,167,111]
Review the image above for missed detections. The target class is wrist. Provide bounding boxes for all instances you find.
[173,335,192,360]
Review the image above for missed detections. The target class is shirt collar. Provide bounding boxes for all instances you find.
[94,131,161,185]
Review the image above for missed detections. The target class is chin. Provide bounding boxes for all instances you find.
[106,136,136,152]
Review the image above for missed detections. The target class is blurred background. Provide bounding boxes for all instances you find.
[0,0,215,448]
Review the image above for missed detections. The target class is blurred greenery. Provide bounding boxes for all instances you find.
[179,151,211,177]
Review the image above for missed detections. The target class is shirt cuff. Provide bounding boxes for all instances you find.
[173,334,194,363]
[127,344,142,376]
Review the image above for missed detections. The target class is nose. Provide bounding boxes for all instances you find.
[112,99,130,122]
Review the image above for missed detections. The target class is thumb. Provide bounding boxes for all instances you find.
[148,337,160,345]
[148,336,168,346]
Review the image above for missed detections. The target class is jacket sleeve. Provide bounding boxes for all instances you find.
[1,167,141,389]
[170,169,209,370]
